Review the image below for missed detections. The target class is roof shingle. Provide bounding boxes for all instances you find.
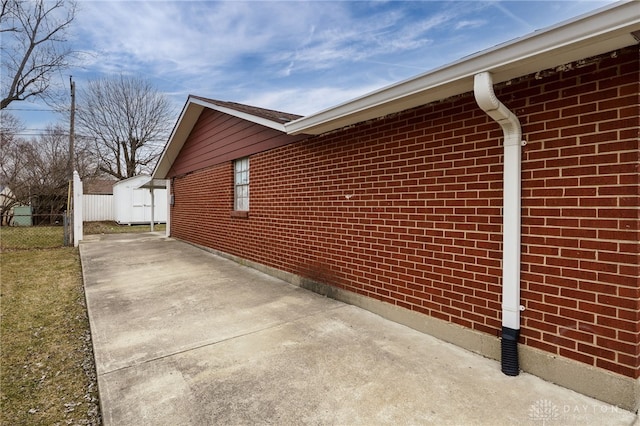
[190,96,302,124]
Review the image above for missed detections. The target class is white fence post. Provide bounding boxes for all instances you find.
[73,171,83,246]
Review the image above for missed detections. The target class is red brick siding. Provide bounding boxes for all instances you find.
[517,47,640,378]
[170,46,639,379]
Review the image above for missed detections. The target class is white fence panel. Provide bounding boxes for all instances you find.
[83,194,114,221]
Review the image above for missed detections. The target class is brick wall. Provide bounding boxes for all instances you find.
[171,46,639,379]
[517,47,639,378]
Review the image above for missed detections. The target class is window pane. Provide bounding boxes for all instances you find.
[235,157,248,173]
[238,171,248,185]
[237,196,248,211]
[234,157,250,211]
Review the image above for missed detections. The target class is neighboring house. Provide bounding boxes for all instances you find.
[113,175,167,225]
[84,179,116,195]
[153,2,639,411]
[0,185,35,226]
[83,179,117,222]
[0,185,16,226]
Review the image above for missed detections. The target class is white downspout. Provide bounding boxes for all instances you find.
[474,72,524,376]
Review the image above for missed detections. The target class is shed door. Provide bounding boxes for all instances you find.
[132,188,150,222]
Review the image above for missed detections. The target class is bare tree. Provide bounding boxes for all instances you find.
[0,0,76,109]
[77,75,174,179]
[22,125,70,221]
[0,109,23,147]
[0,118,96,224]
[0,111,25,223]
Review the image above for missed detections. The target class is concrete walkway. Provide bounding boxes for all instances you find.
[80,233,636,426]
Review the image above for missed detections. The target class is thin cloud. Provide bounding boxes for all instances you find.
[13,0,619,132]
[242,83,394,116]
[275,8,454,75]
[455,19,486,30]
[490,1,537,32]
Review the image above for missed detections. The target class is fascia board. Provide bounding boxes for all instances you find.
[285,1,640,136]
[152,99,203,179]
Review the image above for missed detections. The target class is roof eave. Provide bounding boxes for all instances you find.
[285,1,640,136]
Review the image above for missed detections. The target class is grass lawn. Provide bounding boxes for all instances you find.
[0,222,166,426]
[0,226,64,251]
[0,248,100,425]
[0,221,163,424]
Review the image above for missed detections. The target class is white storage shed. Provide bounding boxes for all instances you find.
[113,175,167,225]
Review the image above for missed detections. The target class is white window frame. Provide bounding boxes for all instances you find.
[234,157,249,211]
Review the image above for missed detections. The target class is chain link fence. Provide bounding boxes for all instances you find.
[1,215,168,251]
[0,214,67,251]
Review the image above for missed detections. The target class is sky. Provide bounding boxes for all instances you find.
[5,0,617,138]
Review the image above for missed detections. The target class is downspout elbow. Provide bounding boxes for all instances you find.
[473,72,522,145]
[474,71,523,377]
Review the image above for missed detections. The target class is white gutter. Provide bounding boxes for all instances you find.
[474,71,524,376]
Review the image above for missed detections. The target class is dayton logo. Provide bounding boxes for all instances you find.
[529,399,560,424]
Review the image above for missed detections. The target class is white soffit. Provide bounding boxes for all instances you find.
[285,1,640,136]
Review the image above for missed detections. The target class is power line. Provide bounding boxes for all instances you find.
[10,132,168,143]
[17,128,67,131]
[11,133,70,137]
[3,108,68,112]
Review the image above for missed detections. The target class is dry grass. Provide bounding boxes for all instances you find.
[0,248,100,425]
[0,226,64,251]
[0,221,163,424]
[84,221,165,235]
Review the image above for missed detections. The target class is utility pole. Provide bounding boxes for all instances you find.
[68,76,76,179]
[66,76,77,246]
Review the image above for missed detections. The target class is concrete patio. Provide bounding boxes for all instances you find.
[80,233,636,425]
